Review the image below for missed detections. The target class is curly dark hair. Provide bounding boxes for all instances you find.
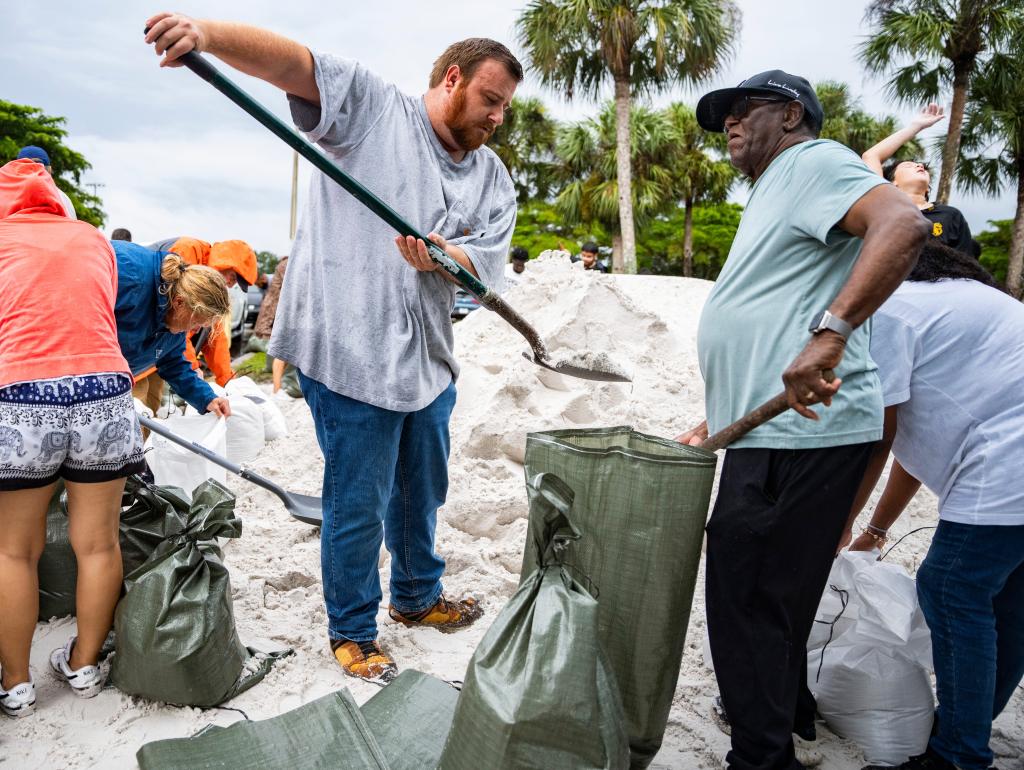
[907,241,1000,289]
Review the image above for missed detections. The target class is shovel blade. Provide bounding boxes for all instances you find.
[522,352,632,383]
[286,493,323,526]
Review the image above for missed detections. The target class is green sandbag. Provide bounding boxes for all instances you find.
[361,670,460,770]
[119,475,192,576]
[282,364,302,399]
[37,482,74,620]
[522,427,716,769]
[136,687,389,770]
[110,479,258,707]
[439,472,630,770]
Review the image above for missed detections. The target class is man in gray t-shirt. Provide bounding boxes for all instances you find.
[147,12,521,683]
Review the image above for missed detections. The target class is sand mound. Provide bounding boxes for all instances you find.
[11,255,1023,769]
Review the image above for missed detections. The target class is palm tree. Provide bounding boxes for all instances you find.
[662,103,736,276]
[517,0,740,273]
[859,0,1024,205]
[815,80,923,158]
[957,44,1024,298]
[487,96,559,203]
[554,102,676,264]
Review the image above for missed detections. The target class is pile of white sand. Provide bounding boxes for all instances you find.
[11,254,1023,769]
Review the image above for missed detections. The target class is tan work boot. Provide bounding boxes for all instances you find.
[330,638,397,684]
[389,595,483,632]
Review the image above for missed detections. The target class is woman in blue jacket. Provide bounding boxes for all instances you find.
[113,241,232,417]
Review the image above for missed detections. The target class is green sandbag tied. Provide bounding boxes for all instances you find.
[522,427,717,769]
[439,472,630,770]
[120,475,192,576]
[37,481,75,620]
[111,479,258,707]
[136,687,390,770]
[361,670,460,770]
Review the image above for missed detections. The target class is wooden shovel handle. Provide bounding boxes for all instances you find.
[701,369,836,453]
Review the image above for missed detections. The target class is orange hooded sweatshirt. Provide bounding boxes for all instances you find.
[168,238,258,387]
[0,160,129,387]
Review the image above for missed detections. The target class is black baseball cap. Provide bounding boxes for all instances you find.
[696,69,824,133]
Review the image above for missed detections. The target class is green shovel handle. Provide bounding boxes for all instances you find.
[178,50,492,300]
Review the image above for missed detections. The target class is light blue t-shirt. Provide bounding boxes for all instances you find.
[697,140,888,449]
[871,280,1024,525]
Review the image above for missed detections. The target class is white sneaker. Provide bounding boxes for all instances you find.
[50,637,105,698]
[0,677,36,717]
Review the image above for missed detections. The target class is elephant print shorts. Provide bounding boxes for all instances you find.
[0,373,146,491]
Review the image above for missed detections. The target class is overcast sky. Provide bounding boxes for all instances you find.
[3,1,1014,255]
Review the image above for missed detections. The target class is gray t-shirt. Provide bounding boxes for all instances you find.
[697,140,887,449]
[268,52,517,411]
[871,280,1024,525]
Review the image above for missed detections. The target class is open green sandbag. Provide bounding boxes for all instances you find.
[111,479,274,707]
[361,670,461,770]
[136,687,388,770]
[439,472,630,770]
[37,481,74,620]
[522,427,716,768]
[119,475,193,576]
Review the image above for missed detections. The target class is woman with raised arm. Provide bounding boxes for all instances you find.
[862,105,974,255]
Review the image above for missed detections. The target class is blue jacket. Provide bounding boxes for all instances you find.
[113,241,216,412]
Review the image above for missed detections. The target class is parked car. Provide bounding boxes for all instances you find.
[451,289,481,320]
[246,284,264,325]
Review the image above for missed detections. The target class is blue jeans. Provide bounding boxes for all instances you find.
[299,371,455,642]
[917,520,1024,770]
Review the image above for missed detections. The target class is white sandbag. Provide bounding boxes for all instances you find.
[222,395,265,463]
[225,376,287,441]
[144,414,228,496]
[808,551,934,766]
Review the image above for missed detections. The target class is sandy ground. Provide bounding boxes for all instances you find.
[6,256,1022,769]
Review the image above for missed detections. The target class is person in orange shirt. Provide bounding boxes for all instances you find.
[147,237,258,389]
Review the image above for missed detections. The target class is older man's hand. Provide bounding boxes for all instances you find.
[781,332,845,420]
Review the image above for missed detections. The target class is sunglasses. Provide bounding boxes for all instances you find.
[724,96,790,128]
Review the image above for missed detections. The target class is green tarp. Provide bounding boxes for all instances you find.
[37,482,74,620]
[522,427,717,768]
[439,472,630,770]
[110,479,268,707]
[136,687,389,770]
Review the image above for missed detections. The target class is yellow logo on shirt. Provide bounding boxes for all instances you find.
[932,222,943,237]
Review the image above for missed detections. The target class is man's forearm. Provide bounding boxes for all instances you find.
[202,20,318,103]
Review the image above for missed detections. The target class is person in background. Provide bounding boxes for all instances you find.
[15,146,76,220]
[145,10,519,683]
[571,240,608,272]
[253,256,298,397]
[149,237,258,387]
[110,228,132,242]
[678,69,927,770]
[504,246,528,286]
[112,240,232,420]
[861,105,974,255]
[842,242,1024,770]
[0,159,145,717]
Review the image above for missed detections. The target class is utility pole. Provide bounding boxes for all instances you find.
[289,151,299,240]
[85,182,105,196]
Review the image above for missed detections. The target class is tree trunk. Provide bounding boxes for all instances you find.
[936,61,972,205]
[683,198,694,277]
[611,233,623,272]
[1007,162,1024,299]
[613,76,637,274]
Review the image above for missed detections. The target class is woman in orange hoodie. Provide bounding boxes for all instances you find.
[0,160,146,716]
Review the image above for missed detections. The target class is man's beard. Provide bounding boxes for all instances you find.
[444,85,494,152]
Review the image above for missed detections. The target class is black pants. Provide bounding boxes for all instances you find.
[706,443,874,770]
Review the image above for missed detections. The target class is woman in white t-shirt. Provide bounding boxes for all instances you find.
[842,242,1024,770]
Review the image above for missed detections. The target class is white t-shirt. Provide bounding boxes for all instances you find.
[57,188,76,219]
[870,280,1024,525]
[504,262,524,287]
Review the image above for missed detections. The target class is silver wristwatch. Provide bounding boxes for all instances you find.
[808,310,853,340]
